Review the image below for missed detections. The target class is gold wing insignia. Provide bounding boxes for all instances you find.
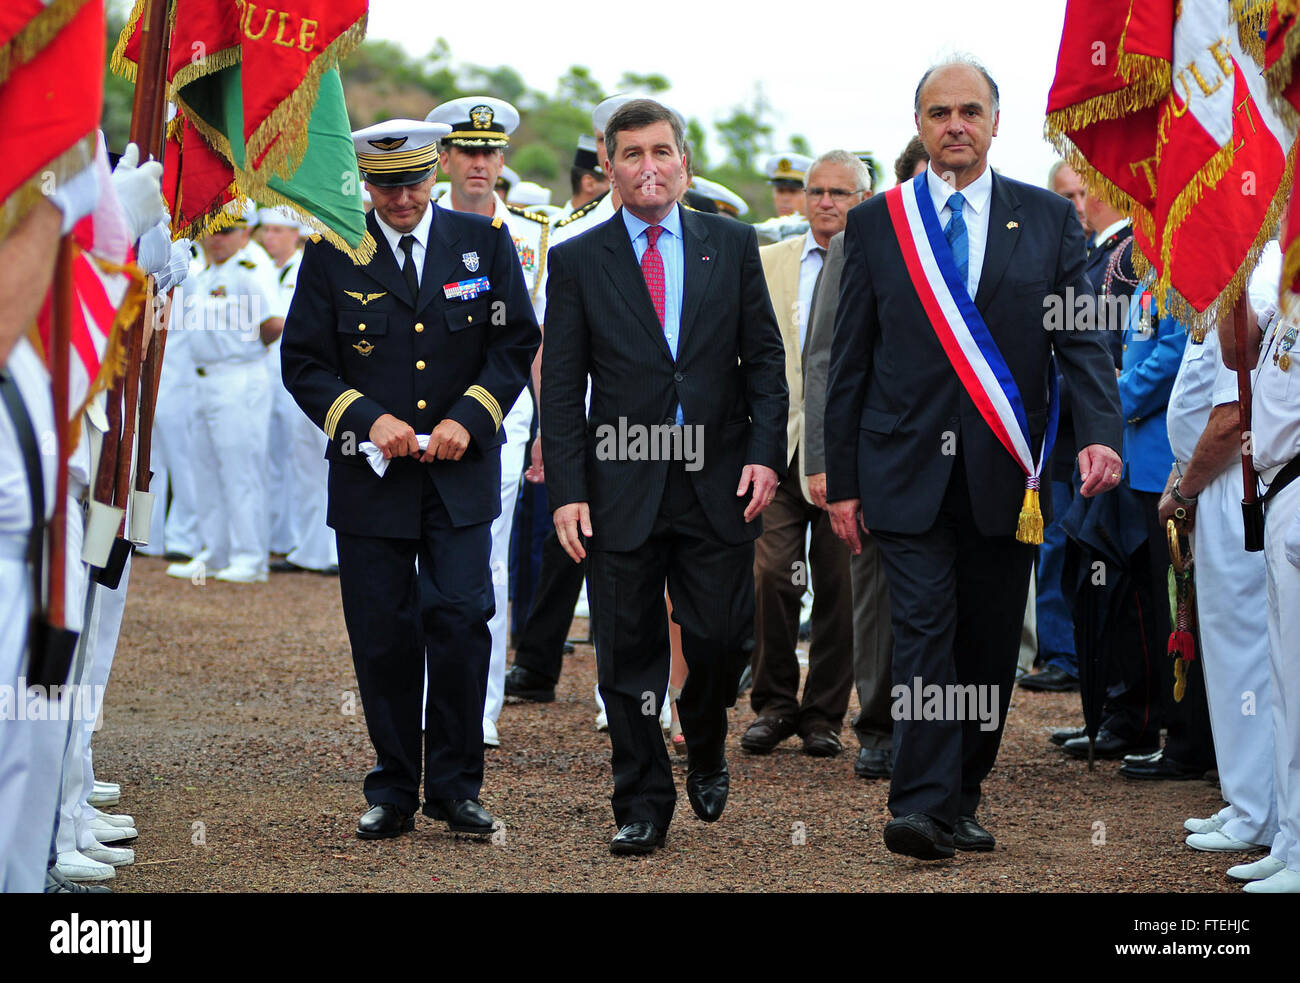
[343,290,387,305]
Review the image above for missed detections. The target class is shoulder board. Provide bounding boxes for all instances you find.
[309,233,322,243]
[506,203,549,224]
[681,202,698,212]
[554,191,607,228]
[238,259,257,269]
[491,216,503,229]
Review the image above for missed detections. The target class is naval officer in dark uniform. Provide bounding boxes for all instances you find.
[281,119,540,839]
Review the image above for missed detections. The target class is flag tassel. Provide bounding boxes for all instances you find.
[1016,486,1043,545]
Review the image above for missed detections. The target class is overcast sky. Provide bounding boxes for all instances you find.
[367,0,1071,190]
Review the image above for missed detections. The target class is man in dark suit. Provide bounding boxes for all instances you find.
[281,119,539,840]
[542,99,788,856]
[825,59,1123,860]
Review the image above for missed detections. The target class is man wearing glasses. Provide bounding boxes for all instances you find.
[743,151,869,758]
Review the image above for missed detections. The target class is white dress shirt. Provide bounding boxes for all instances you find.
[374,202,433,286]
[797,232,826,352]
[927,163,992,301]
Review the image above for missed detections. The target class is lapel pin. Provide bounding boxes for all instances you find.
[1006,221,1019,230]
[701,255,710,261]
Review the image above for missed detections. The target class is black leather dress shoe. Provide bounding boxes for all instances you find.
[269,558,307,573]
[422,798,495,834]
[1062,728,1158,760]
[356,803,414,840]
[883,813,955,860]
[954,815,995,851]
[1049,725,1086,747]
[801,724,843,757]
[740,715,796,754]
[503,665,556,703]
[1118,749,1209,781]
[685,757,730,823]
[610,821,665,856]
[1018,666,1080,692]
[855,746,892,778]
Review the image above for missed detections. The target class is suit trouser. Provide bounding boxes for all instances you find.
[512,524,586,684]
[850,532,894,751]
[1263,477,1300,872]
[335,473,493,813]
[750,472,853,731]
[587,461,753,830]
[1193,468,1276,846]
[1037,478,1077,674]
[871,454,1034,829]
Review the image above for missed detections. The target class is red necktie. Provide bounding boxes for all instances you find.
[641,225,666,326]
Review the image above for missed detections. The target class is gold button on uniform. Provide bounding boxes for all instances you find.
[417,399,427,410]
[358,323,366,332]
[467,316,473,323]
[415,322,424,333]
[416,360,426,370]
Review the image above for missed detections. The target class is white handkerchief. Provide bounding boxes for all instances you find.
[359,435,432,476]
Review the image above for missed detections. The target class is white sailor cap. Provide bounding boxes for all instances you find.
[218,199,259,228]
[430,181,449,201]
[574,133,602,173]
[496,165,520,194]
[510,181,551,207]
[592,93,686,135]
[352,119,449,188]
[763,152,813,186]
[691,176,748,217]
[426,96,519,148]
[257,205,300,228]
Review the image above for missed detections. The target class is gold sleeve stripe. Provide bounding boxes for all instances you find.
[325,389,364,439]
[465,385,503,430]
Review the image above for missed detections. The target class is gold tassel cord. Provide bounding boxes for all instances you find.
[1016,487,1044,546]
[108,0,147,83]
[0,0,93,88]
[243,15,369,182]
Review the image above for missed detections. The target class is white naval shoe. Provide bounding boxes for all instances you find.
[1186,830,1268,853]
[87,785,120,808]
[92,806,134,827]
[82,844,134,867]
[55,850,115,882]
[165,556,207,580]
[1243,868,1300,893]
[1184,814,1226,835]
[214,564,267,584]
[89,816,138,843]
[1227,855,1288,882]
[482,717,500,748]
[94,780,120,797]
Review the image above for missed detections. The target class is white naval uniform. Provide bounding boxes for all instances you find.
[1168,326,1276,846]
[0,339,62,892]
[184,242,285,578]
[439,193,545,730]
[263,243,297,555]
[271,249,337,571]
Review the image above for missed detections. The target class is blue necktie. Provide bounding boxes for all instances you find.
[945,192,969,291]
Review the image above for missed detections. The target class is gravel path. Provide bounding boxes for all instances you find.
[98,556,1237,892]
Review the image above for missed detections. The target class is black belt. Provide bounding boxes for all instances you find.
[1262,454,1300,506]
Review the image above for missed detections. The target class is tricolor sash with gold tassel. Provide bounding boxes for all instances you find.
[885,171,1059,543]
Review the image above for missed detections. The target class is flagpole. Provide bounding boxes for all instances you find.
[1234,293,1265,552]
[48,236,75,629]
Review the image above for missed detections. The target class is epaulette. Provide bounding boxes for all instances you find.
[238,259,257,269]
[491,216,503,229]
[553,191,607,229]
[506,203,550,224]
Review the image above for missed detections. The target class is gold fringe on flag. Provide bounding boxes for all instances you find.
[109,0,147,83]
[168,44,240,96]
[1043,126,1156,241]
[0,0,92,87]
[1263,4,1300,123]
[0,133,96,247]
[1016,487,1044,545]
[1231,0,1272,68]
[243,14,369,181]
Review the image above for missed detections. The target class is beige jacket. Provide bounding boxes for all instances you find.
[759,234,814,503]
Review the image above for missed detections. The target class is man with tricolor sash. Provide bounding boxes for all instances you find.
[824,57,1123,861]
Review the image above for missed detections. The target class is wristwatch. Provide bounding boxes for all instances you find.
[1170,479,1197,508]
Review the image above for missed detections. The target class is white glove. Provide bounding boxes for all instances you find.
[47,164,101,234]
[359,436,431,476]
[1285,508,1300,569]
[111,143,168,243]
[154,239,193,294]
[136,221,172,275]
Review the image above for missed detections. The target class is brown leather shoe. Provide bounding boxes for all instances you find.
[801,725,844,757]
[740,715,796,754]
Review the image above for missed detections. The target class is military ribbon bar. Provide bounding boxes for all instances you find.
[885,172,1058,543]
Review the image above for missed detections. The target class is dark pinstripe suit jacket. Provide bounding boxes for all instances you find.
[541,204,788,551]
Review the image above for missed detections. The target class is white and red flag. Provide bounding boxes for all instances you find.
[1046,0,1291,330]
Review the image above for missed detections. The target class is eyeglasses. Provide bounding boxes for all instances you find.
[805,187,861,201]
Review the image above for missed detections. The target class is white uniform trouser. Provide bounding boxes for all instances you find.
[1263,476,1300,872]
[190,358,271,575]
[75,553,131,822]
[483,391,532,726]
[1193,469,1276,845]
[265,338,295,554]
[284,407,335,571]
[151,360,202,558]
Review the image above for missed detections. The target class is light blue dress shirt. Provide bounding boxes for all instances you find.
[623,204,685,424]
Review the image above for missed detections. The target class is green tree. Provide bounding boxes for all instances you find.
[460,64,527,106]
[555,66,605,114]
[512,144,558,181]
[715,90,773,176]
[789,134,812,157]
[685,119,710,173]
[616,72,670,94]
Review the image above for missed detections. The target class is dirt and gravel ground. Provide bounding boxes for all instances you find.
[97,554,1240,893]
